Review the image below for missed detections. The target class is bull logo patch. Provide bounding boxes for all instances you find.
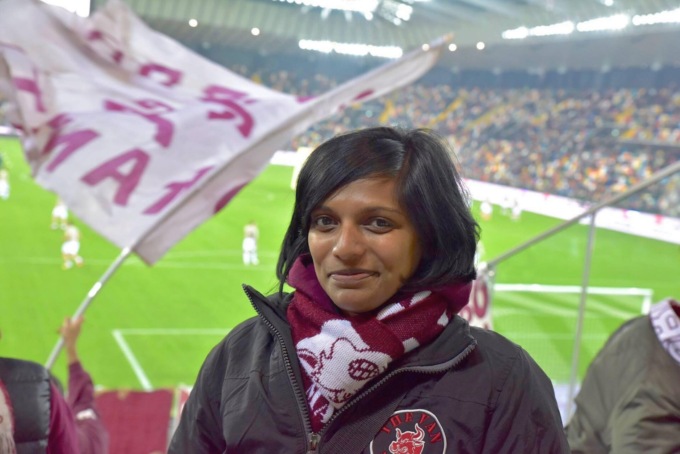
[370,409,446,454]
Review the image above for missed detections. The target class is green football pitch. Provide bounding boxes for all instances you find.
[1,136,678,391]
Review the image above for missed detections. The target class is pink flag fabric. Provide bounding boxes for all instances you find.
[459,272,494,330]
[0,0,446,264]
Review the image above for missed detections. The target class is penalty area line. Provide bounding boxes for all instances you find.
[118,328,231,335]
[111,328,231,391]
[112,329,152,391]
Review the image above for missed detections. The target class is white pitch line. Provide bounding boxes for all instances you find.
[111,329,231,390]
[112,329,153,391]
[167,250,278,259]
[492,307,628,318]
[501,332,608,340]
[0,257,114,266]
[118,328,230,335]
[495,292,640,319]
[141,262,271,271]
[494,284,653,297]
[0,257,272,271]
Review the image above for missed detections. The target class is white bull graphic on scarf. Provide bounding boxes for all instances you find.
[296,319,392,406]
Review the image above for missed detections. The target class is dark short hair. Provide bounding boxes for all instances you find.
[276,126,479,293]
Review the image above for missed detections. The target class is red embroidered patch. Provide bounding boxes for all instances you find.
[370,409,446,454]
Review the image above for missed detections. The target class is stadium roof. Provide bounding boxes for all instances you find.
[93,0,680,70]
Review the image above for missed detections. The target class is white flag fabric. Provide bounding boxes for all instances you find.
[0,0,446,264]
[459,272,493,330]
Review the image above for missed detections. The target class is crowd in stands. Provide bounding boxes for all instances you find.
[267,71,679,218]
[2,66,678,218]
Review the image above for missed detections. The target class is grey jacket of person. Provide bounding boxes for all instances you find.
[566,314,680,454]
[169,285,569,454]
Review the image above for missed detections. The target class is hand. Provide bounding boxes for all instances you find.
[59,316,84,364]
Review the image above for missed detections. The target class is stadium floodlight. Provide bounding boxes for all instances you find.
[273,0,414,24]
[530,21,575,36]
[382,1,413,21]
[298,39,403,58]
[502,21,574,40]
[576,14,629,32]
[502,26,530,40]
[299,39,334,53]
[273,0,379,15]
[503,7,680,41]
[632,8,680,26]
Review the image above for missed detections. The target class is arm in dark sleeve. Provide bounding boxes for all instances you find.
[67,361,95,413]
[67,361,109,454]
[483,347,570,454]
[168,342,228,454]
[47,382,80,454]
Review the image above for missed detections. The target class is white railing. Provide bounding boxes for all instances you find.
[480,159,680,421]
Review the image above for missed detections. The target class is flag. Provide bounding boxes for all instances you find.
[460,272,493,330]
[0,0,446,264]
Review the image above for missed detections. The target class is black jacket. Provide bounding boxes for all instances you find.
[170,286,569,453]
[0,358,51,454]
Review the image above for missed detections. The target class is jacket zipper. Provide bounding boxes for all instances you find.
[243,287,321,453]
[307,433,320,453]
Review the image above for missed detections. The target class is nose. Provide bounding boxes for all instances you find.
[332,224,365,261]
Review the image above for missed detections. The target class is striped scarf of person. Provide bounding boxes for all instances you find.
[287,255,472,432]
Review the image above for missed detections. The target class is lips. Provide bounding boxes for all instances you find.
[329,270,376,286]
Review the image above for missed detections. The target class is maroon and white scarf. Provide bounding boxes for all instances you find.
[0,380,16,454]
[287,255,472,431]
[649,299,680,364]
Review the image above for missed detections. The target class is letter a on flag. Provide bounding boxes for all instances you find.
[0,0,446,264]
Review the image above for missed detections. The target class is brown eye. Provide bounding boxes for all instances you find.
[367,217,394,232]
[311,215,336,230]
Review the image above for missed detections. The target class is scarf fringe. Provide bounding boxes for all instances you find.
[0,437,17,454]
[0,380,16,454]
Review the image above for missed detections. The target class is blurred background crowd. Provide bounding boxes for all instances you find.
[2,65,678,218]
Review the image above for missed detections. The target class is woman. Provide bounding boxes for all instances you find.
[169,127,568,453]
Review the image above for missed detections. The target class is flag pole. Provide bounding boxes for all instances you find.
[45,246,133,369]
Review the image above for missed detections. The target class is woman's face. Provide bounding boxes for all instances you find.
[307,176,421,316]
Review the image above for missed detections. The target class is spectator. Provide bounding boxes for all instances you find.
[566,298,680,453]
[0,316,108,453]
[59,316,109,454]
[169,127,568,453]
[61,221,84,270]
[242,220,260,266]
[51,197,68,230]
[0,168,8,201]
[255,69,678,218]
